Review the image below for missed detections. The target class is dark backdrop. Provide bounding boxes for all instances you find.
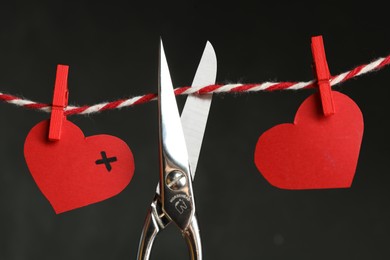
[1,1,390,259]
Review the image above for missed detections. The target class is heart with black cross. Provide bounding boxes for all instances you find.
[24,119,135,214]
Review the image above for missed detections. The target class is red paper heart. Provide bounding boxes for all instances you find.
[254,91,364,190]
[24,119,135,213]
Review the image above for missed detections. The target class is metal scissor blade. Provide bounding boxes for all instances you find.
[159,39,189,171]
[159,39,195,231]
[181,41,217,179]
[137,40,209,260]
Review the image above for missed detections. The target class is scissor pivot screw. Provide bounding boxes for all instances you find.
[166,170,187,191]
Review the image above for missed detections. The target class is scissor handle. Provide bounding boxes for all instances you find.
[183,214,203,260]
[136,196,202,260]
[137,196,170,260]
[136,210,158,260]
[136,207,158,259]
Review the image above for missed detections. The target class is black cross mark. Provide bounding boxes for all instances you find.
[95,151,117,172]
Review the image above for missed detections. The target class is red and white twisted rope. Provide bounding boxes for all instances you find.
[1,55,390,115]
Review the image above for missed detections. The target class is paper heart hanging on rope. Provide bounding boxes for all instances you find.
[24,119,135,214]
[254,91,364,190]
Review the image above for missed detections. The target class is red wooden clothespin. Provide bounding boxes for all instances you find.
[311,35,335,116]
[49,64,69,141]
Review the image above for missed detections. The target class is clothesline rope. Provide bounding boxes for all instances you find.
[1,55,390,115]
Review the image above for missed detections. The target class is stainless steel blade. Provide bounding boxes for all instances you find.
[158,39,195,230]
[159,39,189,173]
[181,41,217,180]
[155,41,217,193]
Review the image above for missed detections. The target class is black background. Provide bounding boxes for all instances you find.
[1,1,390,259]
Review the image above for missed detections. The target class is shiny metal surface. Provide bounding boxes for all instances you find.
[181,41,217,177]
[159,39,195,231]
[136,39,217,260]
[136,195,170,260]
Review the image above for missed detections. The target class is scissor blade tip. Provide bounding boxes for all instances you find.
[160,39,163,50]
[159,41,167,69]
[205,40,213,48]
[205,41,215,52]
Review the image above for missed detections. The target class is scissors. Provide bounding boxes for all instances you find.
[136,39,217,260]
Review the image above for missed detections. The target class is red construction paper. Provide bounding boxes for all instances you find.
[254,91,363,190]
[24,118,135,213]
